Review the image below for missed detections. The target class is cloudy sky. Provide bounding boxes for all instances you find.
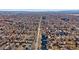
[0,0,79,11]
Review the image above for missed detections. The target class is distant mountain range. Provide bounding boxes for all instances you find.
[54,10,79,14]
[0,10,79,15]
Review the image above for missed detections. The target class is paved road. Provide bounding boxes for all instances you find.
[35,17,42,50]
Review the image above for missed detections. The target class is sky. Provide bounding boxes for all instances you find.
[0,0,79,11]
[0,9,73,11]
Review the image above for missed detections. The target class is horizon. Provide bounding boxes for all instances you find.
[0,9,79,12]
